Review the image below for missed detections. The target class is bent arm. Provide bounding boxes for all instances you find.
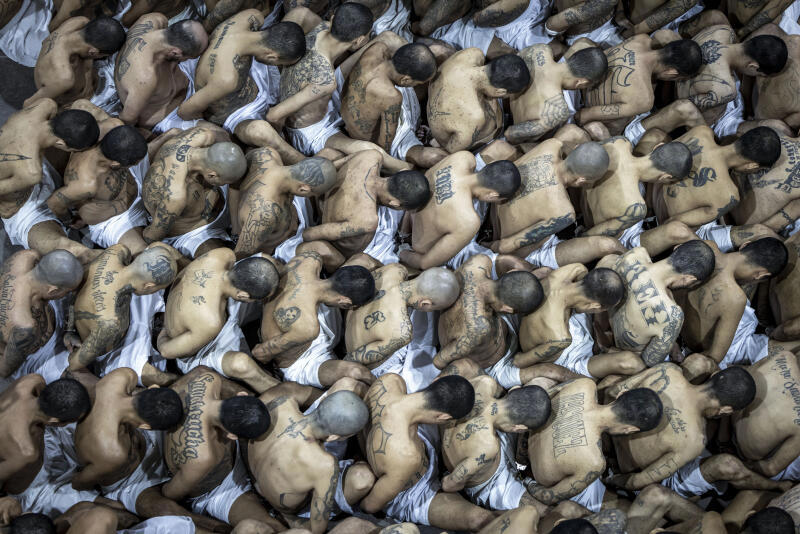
[705,305,744,364]
[578,101,641,124]
[67,323,121,371]
[178,85,229,120]
[547,0,618,33]
[399,231,474,270]
[158,328,215,359]
[737,0,793,37]
[514,339,573,368]
[442,455,485,492]
[302,219,377,242]
[752,435,800,477]
[634,0,698,34]
[360,473,408,514]
[308,462,339,534]
[526,471,598,504]
[345,338,407,367]
[494,213,576,254]
[609,452,684,489]
[266,83,335,125]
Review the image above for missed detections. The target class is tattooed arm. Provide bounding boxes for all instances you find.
[633,0,698,34]
[158,328,218,359]
[179,85,232,120]
[345,337,408,366]
[546,0,618,33]
[162,462,209,501]
[526,470,601,504]
[750,435,800,477]
[0,325,40,378]
[416,0,470,35]
[737,0,793,38]
[67,320,123,371]
[118,76,157,125]
[442,454,489,492]
[308,458,338,534]
[514,339,573,368]
[639,306,683,367]
[607,452,683,489]
[577,101,642,125]
[266,79,336,125]
[585,203,647,237]
[46,178,95,223]
[505,96,571,145]
[399,231,475,270]
[142,163,186,243]
[302,218,378,242]
[434,317,492,369]
[490,213,576,254]
[202,0,246,32]
[253,321,317,361]
[762,198,800,232]
[473,0,530,27]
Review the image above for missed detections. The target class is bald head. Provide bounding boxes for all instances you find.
[33,250,83,290]
[313,390,369,437]
[130,245,179,288]
[205,142,247,183]
[565,142,609,181]
[165,20,208,58]
[288,157,337,194]
[414,267,460,309]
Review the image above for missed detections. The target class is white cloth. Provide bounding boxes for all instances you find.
[373,0,414,41]
[446,199,495,270]
[554,312,594,377]
[91,55,121,114]
[161,185,231,258]
[780,0,800,34]
[168,4,195,25]
[9,424,98,517]
[222,60,281,133]
[370,309,439,392]
[285,104,343,156]
[485,315,522,390]
[298,459,356,518]
[363,206,402,264]
[391,85,423,160]
[565,18,623,48]
[278,304,342,388]
[658,1,704,33]
[189,442,251,523]
[87,156,150,248]
[624,111,651,146]
[261,0,283,29]
[176,298,246,376]
[2,160,62,249]
[783,218,800,237]
[273,196,312,262]
[119,516,195,534]
[694,222,733,252]
[0,0,53,67]
[384,425,441,524]
[772,455,800,481]
[662,450,724,497]
[618,219,645,249]
[712,78,744,138]
[10,300,65,380]
[101,429,170,514]
[718,303,769,368]
[465,431,528,510]
[524,233,562,270]
[152,59,200,134]
[570,478,606,512]
[96,292,167,385]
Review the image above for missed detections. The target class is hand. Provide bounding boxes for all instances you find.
[64,331,82,352]
[251,343,273,362]
[484,240,502,253]
[603,473,633,489]
[70,216,86,229]
[0,496,21,525]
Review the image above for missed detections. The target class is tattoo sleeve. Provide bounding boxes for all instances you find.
[586,203,646,237]
[640,306,683,367]
[67,320,121,370]
[202,0,244,32]
[497,213,575,253]
[738,0,792,37]
[309,462,339,534]
[525,470,602,504]
[345,337,408,366]
[639,0,697,33]
[554,0,617,30]
[505,96,571,144]
[0,326,38,378]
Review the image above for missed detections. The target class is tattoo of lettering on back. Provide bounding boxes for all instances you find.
[175,144,190,162]
[456,418,489,441]
[363,311,385,330]
[191,270,213,288]
[208,53,216,74]
[212,20,235,49]
[371,422,392,454]
[275,307,301,330]
[4,326,39,374]
[381,103,402,152]
[433,165,455,204]
[170,373,214,465]
[474,1,527,26]
[775,137,800,193]
[535,51,546,66]
[647,364,671,393]
[366,380,389,417]
[552,392,588,458]
[664,406,687,434]
[277,416,311,439]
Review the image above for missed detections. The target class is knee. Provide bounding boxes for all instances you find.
[466,508,495,531]
[342,362,373,382]
[637,483,672,508]
[594,236,626,256]
[703,9,729,27]
[224,351,256,376]
[706,453,744,481]
[231,518,273,534]
[673,99,703,122]
[617,353,647,374]
[664,221,695,243]
[345,463,376,494]
[550,500,587,519]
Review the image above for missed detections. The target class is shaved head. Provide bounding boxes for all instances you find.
[33,250,83,290]
[288,157,337,194]
[414,267,460,309]
[565,142,609,180]
[205,142,247,183]
[130,245,179,288]
[313,390,369,437]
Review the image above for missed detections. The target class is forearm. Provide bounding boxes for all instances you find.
[640,316,682,367]
[203,0,244,32]
[578,104,634,124]
[514,340,571,368]
[636,0,697,34]
[417,0,467,35]
[763,202,800,232]
[345,338,406,366]
[505,111,567,145]
[497,213,575,253]
[157,331,209,359]
[442,458,479,492]
[302,222,371,242]
[667,206,718,228]
[68,328,119,370]
[46,189,75,222]
[550,0,617,32]
[526,475,591,504]
[738,0,792,37]
[433,338,478,369]
[254,333,305,361]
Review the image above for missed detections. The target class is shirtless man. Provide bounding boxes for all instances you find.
[115,15,208,128]
[158,249,281,394]
[519,265,638,380]
[505,45,607,145]
[399,154,521,269]
[256,252,376,388]
[771,232,800,340]
[427,51,529,153]
[528,380,662,510]
[676,27,787,128]
[584,139,692,253]
[235,149,337,259]
[163,368,280,530]
[441,375,551,511]
[68,243,179,371]
[0,250,83,378]
[303,150,429,260]
[579,36,702,135]
[249,389,370,534]
[753,25,800,129]
[47,123,149,254]
[607,241,715,367]
[0,377,93,513]
[608,364,787,496]
[726,0,794,39]
[678,238,788,369]
[345,264,460,372]
[617,0,701,35]
[177,10,305,127]
[361,374,496,531]
[0,101,99,263]
[141,126,247,258]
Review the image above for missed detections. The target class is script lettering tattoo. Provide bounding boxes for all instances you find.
[275,307,301,330]
[664,406,687,434]
[212,19,235,49]
[170,373,214,465]
[772,355,800,425]
[434,165,455,204]
[208,53,216,74]
[552,392,588,457]
[381,103,401,152]
[144,255,175,285]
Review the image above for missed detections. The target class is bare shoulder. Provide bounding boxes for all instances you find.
[131,13,168,31]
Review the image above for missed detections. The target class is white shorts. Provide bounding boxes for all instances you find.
[524,233,562,270]
[618,220,645,249]
[87,157,150,248]
[712,78,743,138]
[384,427,441,525]
[694,222,733,252]
[0,0,53,66]
[101,430,170,514]
[465,432,528,510]
[152,59,200,134]
[96,292,167,385]
[285,105,343,156]
[10,424,98,517]
[363,206,402,264]
[485,315,522,389]
[176,298,246,376]
[298,459,356,518]
[162,185,231,258]
[446,241,497,272]
[370,310,438,393]
[278,304,341,388]
[661,450,724,497]
[552,313,594,377]
[392,86,423,160]
[372,0,414,41]
[570,477,606,513]
[189,442,251,523]
[10,301,63,380]
[91,55,122,114]
[2,161,62,249]
[780,0,800,34]
[222,60,281,133]
[772,454,800,481]
[718,303,769,368]
[565,18,623,48]
[624,112,651,146]
[273,196,311,263]
[118,516,195,534]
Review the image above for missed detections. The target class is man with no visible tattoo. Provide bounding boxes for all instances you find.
[159,248,281,394]
[163,368,283,531]
[528,379,663,512]
[0,250,82,379]
[753,24,800,129]
[361,373,496,531]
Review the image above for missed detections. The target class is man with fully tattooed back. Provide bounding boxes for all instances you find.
[528,380,663,512]
[0,101,99,264]
[427,51,529,154]
[0,250,83,378]
[158,249,281,394]
[163,367,283,531]
[114,15,208,128]
[361,373,496,531]
[67,243,179,372]
[256,250,377,388]
[177,10,306,131]
[249,386,370,534]
[24,16,125,107]
[605,241,714,367]
[235,148,337,259]
[578,35,702,137]
[141,126,247,259]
